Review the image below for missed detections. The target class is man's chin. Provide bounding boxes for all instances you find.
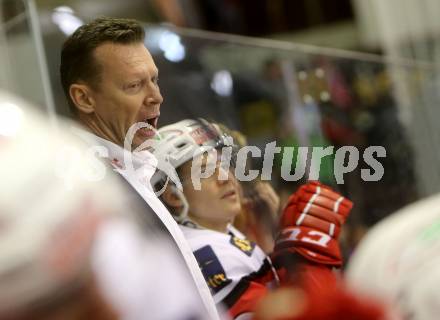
[224,204,242,220]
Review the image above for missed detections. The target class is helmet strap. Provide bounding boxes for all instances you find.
[170,185,189,222]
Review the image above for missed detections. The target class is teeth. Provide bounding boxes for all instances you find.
[140,116,158,128]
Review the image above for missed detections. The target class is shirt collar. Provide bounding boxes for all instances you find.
[71,128,158,181]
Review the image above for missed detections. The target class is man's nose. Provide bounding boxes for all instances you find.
[216,166,232,185]
[146,85,163,105]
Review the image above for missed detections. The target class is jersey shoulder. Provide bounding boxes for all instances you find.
[180,225,267,300]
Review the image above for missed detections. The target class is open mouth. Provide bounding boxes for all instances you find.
[145,115,159,129]
[137,115,159,138]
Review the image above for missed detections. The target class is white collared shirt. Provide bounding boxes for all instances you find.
[73,130,220,320]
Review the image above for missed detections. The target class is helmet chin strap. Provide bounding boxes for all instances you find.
[170,185,189,222]
[170,186,206,229]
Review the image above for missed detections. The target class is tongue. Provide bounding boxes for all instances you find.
[138,127,155,137]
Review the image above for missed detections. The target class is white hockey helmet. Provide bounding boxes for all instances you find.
[149,118,234,190]
[346,194,440,320]
[147,119,234,221]
[0,91,126,314]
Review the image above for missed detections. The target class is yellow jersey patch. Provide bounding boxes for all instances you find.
[230,236,255,256]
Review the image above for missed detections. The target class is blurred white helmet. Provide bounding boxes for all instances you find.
[346,194,440,320]
[0,90,125,314]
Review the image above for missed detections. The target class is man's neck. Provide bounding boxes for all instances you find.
[189,215,229,234]
[78,115,122,147]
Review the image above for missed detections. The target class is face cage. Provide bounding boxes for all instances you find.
[152,127,237,191]
[174,145,238,189]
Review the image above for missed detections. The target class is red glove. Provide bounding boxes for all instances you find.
[274,181,353,267]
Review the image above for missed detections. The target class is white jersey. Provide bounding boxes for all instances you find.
[72,130,219,319]
[93,218,209,320]
[180,223,277,319]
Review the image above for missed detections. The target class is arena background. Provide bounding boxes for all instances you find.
[2,0,440,248]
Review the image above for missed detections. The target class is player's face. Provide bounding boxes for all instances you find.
[179,153,242,232]
[90,42,163,148]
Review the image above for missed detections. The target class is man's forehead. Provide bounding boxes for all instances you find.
[93,42,156,71]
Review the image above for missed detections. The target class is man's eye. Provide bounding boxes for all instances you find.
[198,164,218,178]
[152,76,159,85]
[125,81,143,91]
[129,82,141,89]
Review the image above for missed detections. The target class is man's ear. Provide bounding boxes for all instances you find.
[69,83,95,114]
[162,186,184,209]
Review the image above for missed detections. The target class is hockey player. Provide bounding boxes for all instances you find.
[149,118,354,319]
